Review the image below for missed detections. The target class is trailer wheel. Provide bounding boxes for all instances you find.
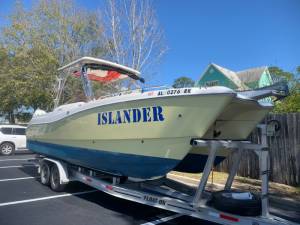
[40,162,51,186]
[211,190,261,216]
[50,164,66,192]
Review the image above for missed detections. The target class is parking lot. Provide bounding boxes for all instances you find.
[0,153,216,225]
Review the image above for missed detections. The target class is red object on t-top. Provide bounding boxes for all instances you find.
[73,70,122,83]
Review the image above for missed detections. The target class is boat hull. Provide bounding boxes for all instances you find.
[202,97,272,140]
[174,150,227,173]
[174,97,272,173]
[28,139,181,179]
[27,90,234,179]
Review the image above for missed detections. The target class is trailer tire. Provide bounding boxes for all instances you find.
[211,190,261,216]
[50,164,66,192]
[40,162,51,186]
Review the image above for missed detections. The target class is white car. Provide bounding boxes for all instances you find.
[0,125,27,155]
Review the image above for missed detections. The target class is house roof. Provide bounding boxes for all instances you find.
[211,63,247,90]
[236,66,267,84]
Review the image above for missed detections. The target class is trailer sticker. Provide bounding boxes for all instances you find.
[143,195,166,205]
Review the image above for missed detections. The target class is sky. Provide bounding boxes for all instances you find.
[0,0,299,86]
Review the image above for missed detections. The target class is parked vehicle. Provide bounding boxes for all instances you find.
[0,125,27,155]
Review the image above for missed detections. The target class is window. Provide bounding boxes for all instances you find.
[205,80,219,87]
[1,127,13,135]
[14,128,26,135]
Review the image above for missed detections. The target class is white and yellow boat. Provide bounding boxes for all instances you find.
[27,57,237,180]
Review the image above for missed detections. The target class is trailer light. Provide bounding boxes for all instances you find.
[106,185,113,190]
[220,213,239,222]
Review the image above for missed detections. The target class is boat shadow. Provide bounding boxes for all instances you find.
[18,165,169,223]
[19,165,39,178]
[75,188,170,222]
[75,189,217,224]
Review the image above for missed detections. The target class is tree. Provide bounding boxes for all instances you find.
[0,43,58,123]
[273,92,300,113]
[269,66,294,82]
[103,0,167,85]
[0,0,106,122]
[0,47,19,123]
[3,0,104,65]
[270,66,300,113]
[172,76,195,88]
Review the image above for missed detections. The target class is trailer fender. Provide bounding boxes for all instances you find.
[41,158,70,184]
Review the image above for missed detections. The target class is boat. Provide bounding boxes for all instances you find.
[26,57,237,180]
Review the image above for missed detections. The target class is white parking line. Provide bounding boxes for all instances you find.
[0,165,37,169]
[140,214,182,225]
[0,190,98,207]
[0,176,38,182]
[0,158,35,162]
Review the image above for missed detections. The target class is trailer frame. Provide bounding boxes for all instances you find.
[35,124,297,225]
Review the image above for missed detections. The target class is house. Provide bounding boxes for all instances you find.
[236,66,273,89]
[196,63,273,91]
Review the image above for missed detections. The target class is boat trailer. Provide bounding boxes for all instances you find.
[36,124,297,225]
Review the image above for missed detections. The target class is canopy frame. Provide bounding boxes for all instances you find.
[54,57,144,108]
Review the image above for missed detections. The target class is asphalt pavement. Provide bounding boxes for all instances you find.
[0,153,214,225]
[0,153,298,225]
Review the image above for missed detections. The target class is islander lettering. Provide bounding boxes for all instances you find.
[97,106,165,125]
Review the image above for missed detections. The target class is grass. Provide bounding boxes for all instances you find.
[171,170,228,183]
[169,171,300,200]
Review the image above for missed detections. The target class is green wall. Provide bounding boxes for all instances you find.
[244,70,273,89]
[196,65,238,89]
[258,70,273,88]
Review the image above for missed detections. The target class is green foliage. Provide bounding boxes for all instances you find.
[0,47,20,123]
[0,44,58,123]
[273,91,300,113]
[271,66,300,113]
[16,113,32,123]
[172,76,195,88]
[269,66,294,81]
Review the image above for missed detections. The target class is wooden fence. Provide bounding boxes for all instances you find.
[215,113,300,186]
